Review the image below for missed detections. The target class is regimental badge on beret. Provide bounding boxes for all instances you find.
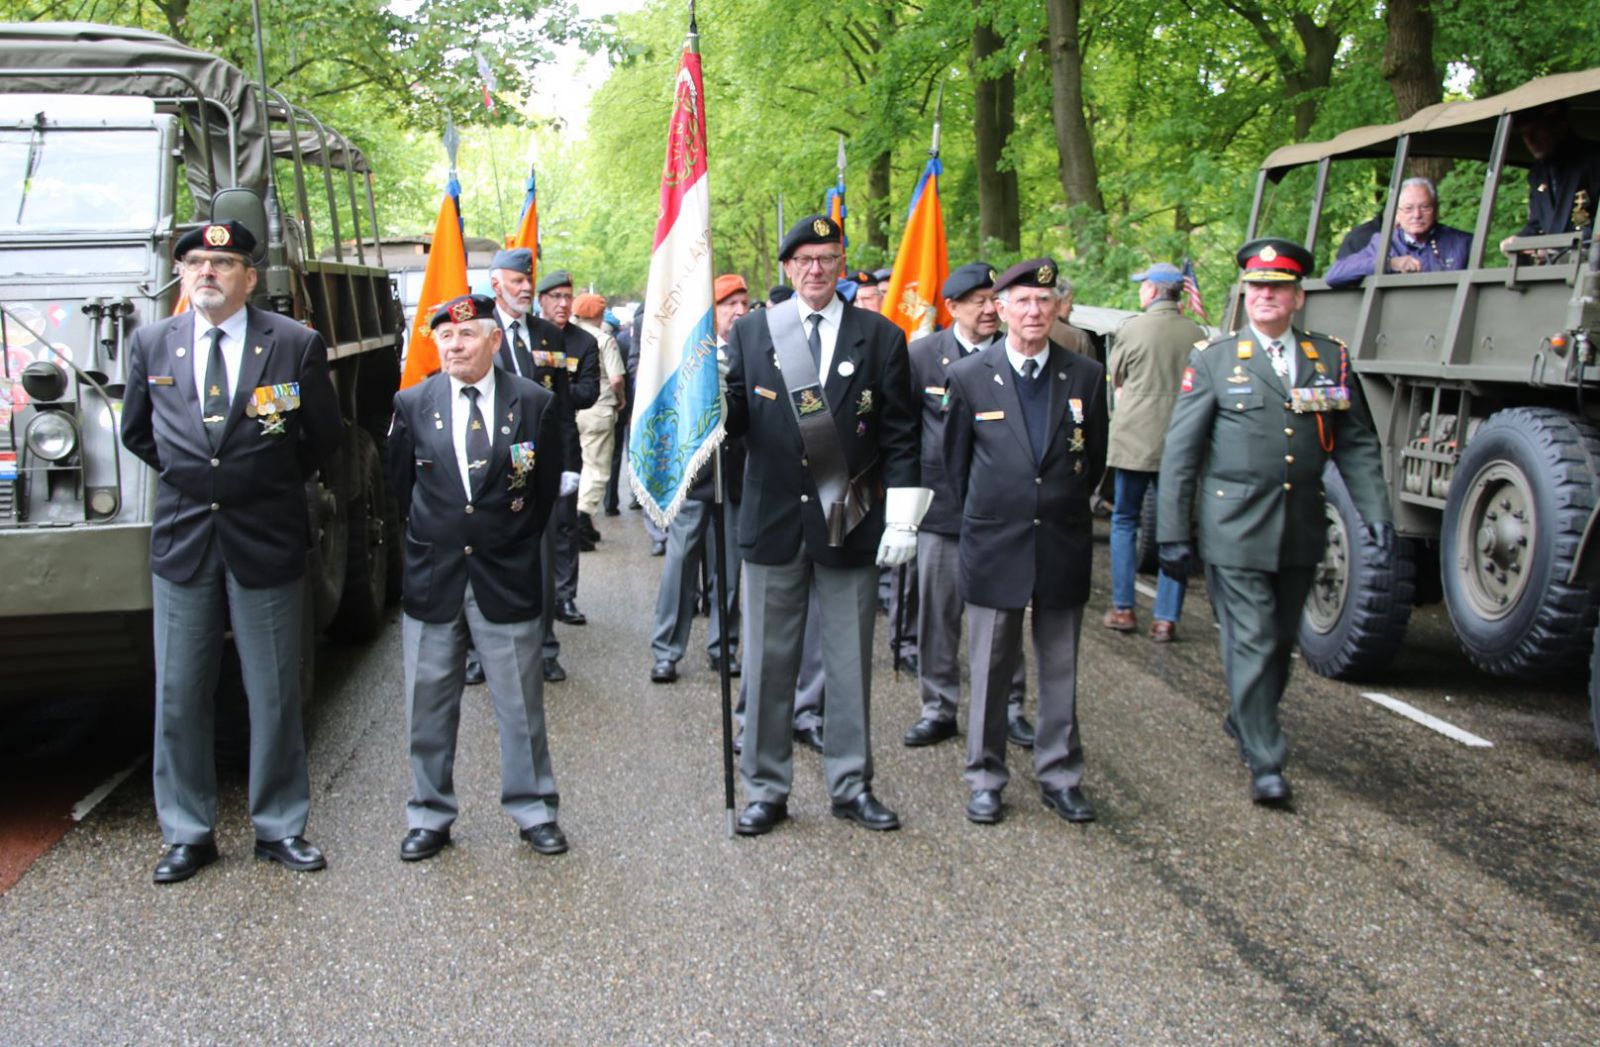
[449,299,476,323]
[988,268,996,282]
[813,219,830,237]
[204,224,232,247]
[1038,264,1055,284]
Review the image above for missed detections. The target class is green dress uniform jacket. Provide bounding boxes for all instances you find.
[1157,326,1390,568]
[1106,300,1207,473]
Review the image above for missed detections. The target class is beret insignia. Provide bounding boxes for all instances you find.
[988,268,996,281]
[204,224,232,247]
[449,299,476,323]
[813,218,830,237]
[1038,264,1055,284]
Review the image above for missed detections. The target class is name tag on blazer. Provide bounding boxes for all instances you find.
[752,385,779,401]
[976,410,1005,422]
[147,375,175,386]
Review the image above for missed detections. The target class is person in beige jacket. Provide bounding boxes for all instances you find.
[1101,263,1207,642]
[572,293,626,547]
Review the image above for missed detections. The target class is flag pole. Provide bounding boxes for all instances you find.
[776,192,787,285]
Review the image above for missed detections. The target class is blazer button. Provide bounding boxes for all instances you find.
[209,458,220,468]
[210,502,220,511]
[1285,454,1295,463]
[1284,427,1294,436]
[464,545,474,555]
[1034,477,1042,485]
[1283,483,1292,490]
[801,457,809,466]
[465,504,475,514]
[1033,518,1041,527]
[800,494,810,503]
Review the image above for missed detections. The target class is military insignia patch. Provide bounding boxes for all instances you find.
[448,298,476,323]
[1181,367,1195,393]
[812,218,831,237]
[510,496,525,513]
[1259,244,1278,262]
[1236,341,1253,359]
[1069,397,1084,424]
[1038,264,1055,284]
[1069,427,1085,452]
[794,385,826,416]
[204,224,232,247]
[856,389,873,415]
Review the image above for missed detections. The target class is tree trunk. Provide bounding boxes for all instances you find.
[1287,14,1338,140]
[1382,0,1450,183]
[972,15,1022,251]
[1043,0,1104,212]
[867,149,891,253]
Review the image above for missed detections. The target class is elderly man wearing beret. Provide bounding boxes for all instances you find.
[901,260,1034,753]
[723,214,927,836]
[942,258,1107,826]
[121,220,343,883]
[388,293,566,860]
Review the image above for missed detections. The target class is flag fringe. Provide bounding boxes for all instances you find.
[627,422,726,532]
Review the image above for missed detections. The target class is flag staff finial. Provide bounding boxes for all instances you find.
[930,82,944,159]
[689,1,697,34]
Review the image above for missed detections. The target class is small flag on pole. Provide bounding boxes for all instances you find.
[475,52,497,112]
[400,175,469,389]
[627,23,719,528]
[881,157,950,343]
[824,135,846,248]
[1181,257,1209,323]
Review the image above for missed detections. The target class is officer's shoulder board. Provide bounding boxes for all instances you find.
[1194,331,1236,354]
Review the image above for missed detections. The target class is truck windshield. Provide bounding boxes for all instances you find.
[0,127,160,231]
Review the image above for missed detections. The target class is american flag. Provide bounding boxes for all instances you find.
[1181,257,1209,323]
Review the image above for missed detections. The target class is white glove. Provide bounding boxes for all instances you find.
[876,524,917,567]
[560,471,580,497]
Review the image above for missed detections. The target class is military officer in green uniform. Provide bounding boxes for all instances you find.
[1156,238,1392,805]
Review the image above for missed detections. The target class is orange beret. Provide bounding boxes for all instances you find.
[714,274,748,304]
[572,292,606,319]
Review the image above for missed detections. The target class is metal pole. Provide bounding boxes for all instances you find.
[776,192,787,286]
[712,441,735,837]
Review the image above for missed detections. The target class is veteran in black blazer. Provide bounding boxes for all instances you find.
[943,258,1108,827]
[387,293,567,861]
[537,270,600,633]
[723,214,925,837]
[121,221,341,884]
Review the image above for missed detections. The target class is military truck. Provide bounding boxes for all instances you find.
[1234,69,1600,744]
[0,23,404,701]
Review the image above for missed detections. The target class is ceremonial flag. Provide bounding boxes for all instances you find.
[627,27,719,528]
[824,135,846,248]
[400,176,469,389]
[1181,257,1210,323]
[475,52,497,112]
[882,158,950,343]
[510,163,539,287]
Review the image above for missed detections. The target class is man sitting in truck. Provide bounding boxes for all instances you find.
[1498,101,1600,263]
[1326,177,1472,287]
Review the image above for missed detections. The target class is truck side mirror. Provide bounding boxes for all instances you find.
[211,188,268,267]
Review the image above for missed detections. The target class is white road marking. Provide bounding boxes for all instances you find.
[71,758,144,822]
[1134,581,1158,599]
[1360,692,1493,748]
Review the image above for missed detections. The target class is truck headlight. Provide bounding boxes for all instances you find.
[21,360,68,403]
[25,410,78,462]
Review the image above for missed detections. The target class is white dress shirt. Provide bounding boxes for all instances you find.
[1003,338,1051,378]
[193,306,249,417]
[794,293,845,379]
[448,368,497,499]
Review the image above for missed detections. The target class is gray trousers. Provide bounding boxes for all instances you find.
[642,507,668,544]
[1205,563,1316,775]
[741,552,877,804]
[554,490,579,600]
[151,540,310,845]
[966,603,1085,793]
[916,531,1026,724]
[651,498,740,662]
[735,583,824,731]
[403,584,559,831]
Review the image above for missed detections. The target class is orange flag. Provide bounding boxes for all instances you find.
[882,158,950,343]
[401,177,469,389]
[509,166,539,288]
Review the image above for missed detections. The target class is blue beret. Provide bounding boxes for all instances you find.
[491,248,533,274]
[1131,262,1183,284]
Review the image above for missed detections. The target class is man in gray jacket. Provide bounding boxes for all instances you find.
[1102,262,1207,642]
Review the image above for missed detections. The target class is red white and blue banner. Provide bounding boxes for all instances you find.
[628,28,719,528]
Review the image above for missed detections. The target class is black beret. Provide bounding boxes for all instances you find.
[768,285,794,304]
[491,247,533,274]
[778,214,841,262]
[848,269,879,288]
[174,221,256,260]
[536,270,574,295]
[942,261,997,301]
[993,257,1059,293]
[1236,237,1314,283]
[429,293,498,329]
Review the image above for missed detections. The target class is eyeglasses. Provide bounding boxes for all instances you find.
[790,254,842,271]
[180,256,246,274]
[543,291,574,302]
[1397,204,1436,215]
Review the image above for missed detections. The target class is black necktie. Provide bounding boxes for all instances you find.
[1021,358,1039,383]
[463,386,490,490]
[511,321,534,378]
[202,327,228,447]
[807,312,824,371]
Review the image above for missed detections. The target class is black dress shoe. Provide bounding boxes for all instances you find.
[650,539,666,556]
[577,512,602,543]
[521,822,569,855]
[1250,772,1293,806]
[543,657,567,683]
[400,828,450,862]
[1041,786,1096,823]
[578,535,597,552]
[254,835,327,871]
[894,652,919,674]
[556,599,587,625]
[1007,715,1036,750]
[734,800,787,836]
[731,731,743,755]
[793,725,824,753]
[152,841,219,884]
[831,791,900,831]
[965,789,1004,824]
[464,659,486,686]
[651,658,679,683]
[902,717,957,747]
[707,654,742,677]
[603,505,621,517]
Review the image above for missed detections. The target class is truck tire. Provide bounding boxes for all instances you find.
[1136,482,1159,575]
[307,457,348,634]
[327,428,388,641]
[1298,464,1416,679]
[1441,407,1600,676]
[1590,618,1600,753]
